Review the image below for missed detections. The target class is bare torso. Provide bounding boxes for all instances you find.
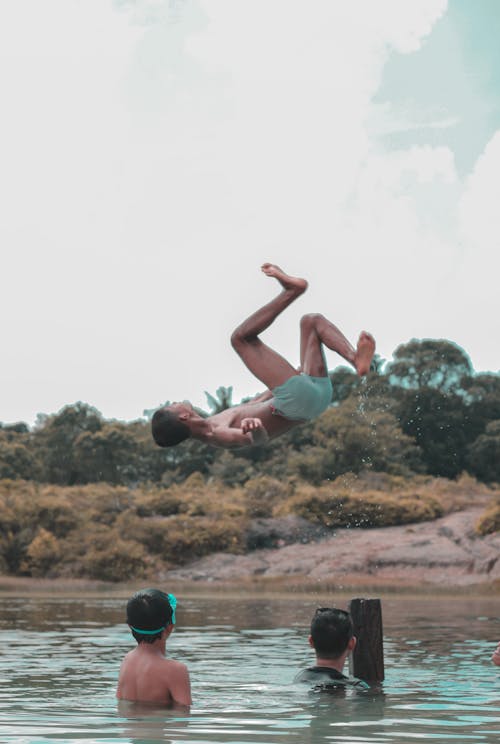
[202,396,298,446]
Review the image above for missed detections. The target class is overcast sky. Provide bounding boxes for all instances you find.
[1,0,499,425]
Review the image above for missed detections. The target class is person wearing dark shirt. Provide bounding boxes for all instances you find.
[295,607,369,691]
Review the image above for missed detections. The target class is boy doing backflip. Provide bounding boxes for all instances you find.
[152,263,375,449]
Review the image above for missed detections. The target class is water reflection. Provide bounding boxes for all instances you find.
[0,594,499,742]
[117,701,190,744]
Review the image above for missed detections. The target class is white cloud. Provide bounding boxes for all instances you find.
[3,0,498,426]
[372,0,448,54]
[454,131,500,371]
[459,131,500,249]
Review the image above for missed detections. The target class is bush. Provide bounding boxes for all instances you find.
[0,474,494,581]
[82,538,146,582]
[154,515,246,563]
[243,476,293,517]
[135,490,185,518]
[27,491,79,537]
[277,483,443,528]
[476,498,500,536]
[208,450,256,485]
[22,528,61,577]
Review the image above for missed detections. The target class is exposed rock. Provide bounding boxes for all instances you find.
[163,507,500,587]
[244,515,328,549]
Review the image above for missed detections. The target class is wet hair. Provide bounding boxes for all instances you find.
[126,588,174,644]
[310,608,353,659]
[151,407,190,447]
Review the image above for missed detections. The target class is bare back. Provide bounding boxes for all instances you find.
[117,647,191,707]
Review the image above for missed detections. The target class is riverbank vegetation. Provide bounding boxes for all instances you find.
[0,472,496,582]
[0,338,499,580]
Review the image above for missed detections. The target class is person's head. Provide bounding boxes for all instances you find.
[309,607,355,660]
[151,403,194,447]
[126,588,177,644]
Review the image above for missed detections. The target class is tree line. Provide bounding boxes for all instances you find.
[1,338,499,487]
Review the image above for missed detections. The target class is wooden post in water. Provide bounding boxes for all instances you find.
[348,598,384,682]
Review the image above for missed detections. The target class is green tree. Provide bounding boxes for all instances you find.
[0,434,39,480]
[288,397,423,484]
[124,419,176,483]
[387,339,473,393]
[466,420,500,483]
[329,367,359,405]
[461,373,500,440]
[73,423,140,484]
[396,388,470,478]
[34,403,103,484]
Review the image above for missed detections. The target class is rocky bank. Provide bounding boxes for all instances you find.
[161,507,500,588]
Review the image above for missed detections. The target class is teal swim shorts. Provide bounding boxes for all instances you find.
[271,374,333,421]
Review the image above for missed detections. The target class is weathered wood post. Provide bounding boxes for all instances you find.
[348,598,384,682]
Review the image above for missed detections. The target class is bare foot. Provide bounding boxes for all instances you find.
[354,331,375,376]
[261,263,308,294]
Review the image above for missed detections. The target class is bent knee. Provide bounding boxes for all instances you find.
[231,327,260,351]
[231,327,251,349]
[300,313,324,329]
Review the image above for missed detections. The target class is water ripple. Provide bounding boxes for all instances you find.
[0,596,499,742]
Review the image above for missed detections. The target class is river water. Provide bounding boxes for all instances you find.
[0,592,499,743]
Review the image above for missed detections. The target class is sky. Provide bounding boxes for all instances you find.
[1,0,499,425]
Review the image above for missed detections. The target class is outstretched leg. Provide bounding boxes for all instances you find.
[231,264,307,390]
[300,313,375,378]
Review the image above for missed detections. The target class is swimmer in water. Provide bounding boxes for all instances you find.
[117,589,191,707]
[294,607,369,690]
[152,263,375,449]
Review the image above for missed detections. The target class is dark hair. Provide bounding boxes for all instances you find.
[310,608,353,659]
[151,407,190,447]
[126,588,174,644]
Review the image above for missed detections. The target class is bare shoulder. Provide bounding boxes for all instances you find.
[163,658,192,706]
[118,649,134,671]
[163,658,188,672]
[161,658,190,684]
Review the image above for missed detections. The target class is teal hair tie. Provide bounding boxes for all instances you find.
[167,593,177,625]
[130,625,166,635]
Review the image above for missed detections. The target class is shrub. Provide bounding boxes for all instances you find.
[135,490,185,518]
[154,515,246,563]
[208,450,256,485]
[0,474,494,581]
[28,491,79,537]
[476,498,500,536]
[277,484,443,529]
[22,528,62,577]
[82,538,146,582]
[169,480,247,520]
[243,476,293,517]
